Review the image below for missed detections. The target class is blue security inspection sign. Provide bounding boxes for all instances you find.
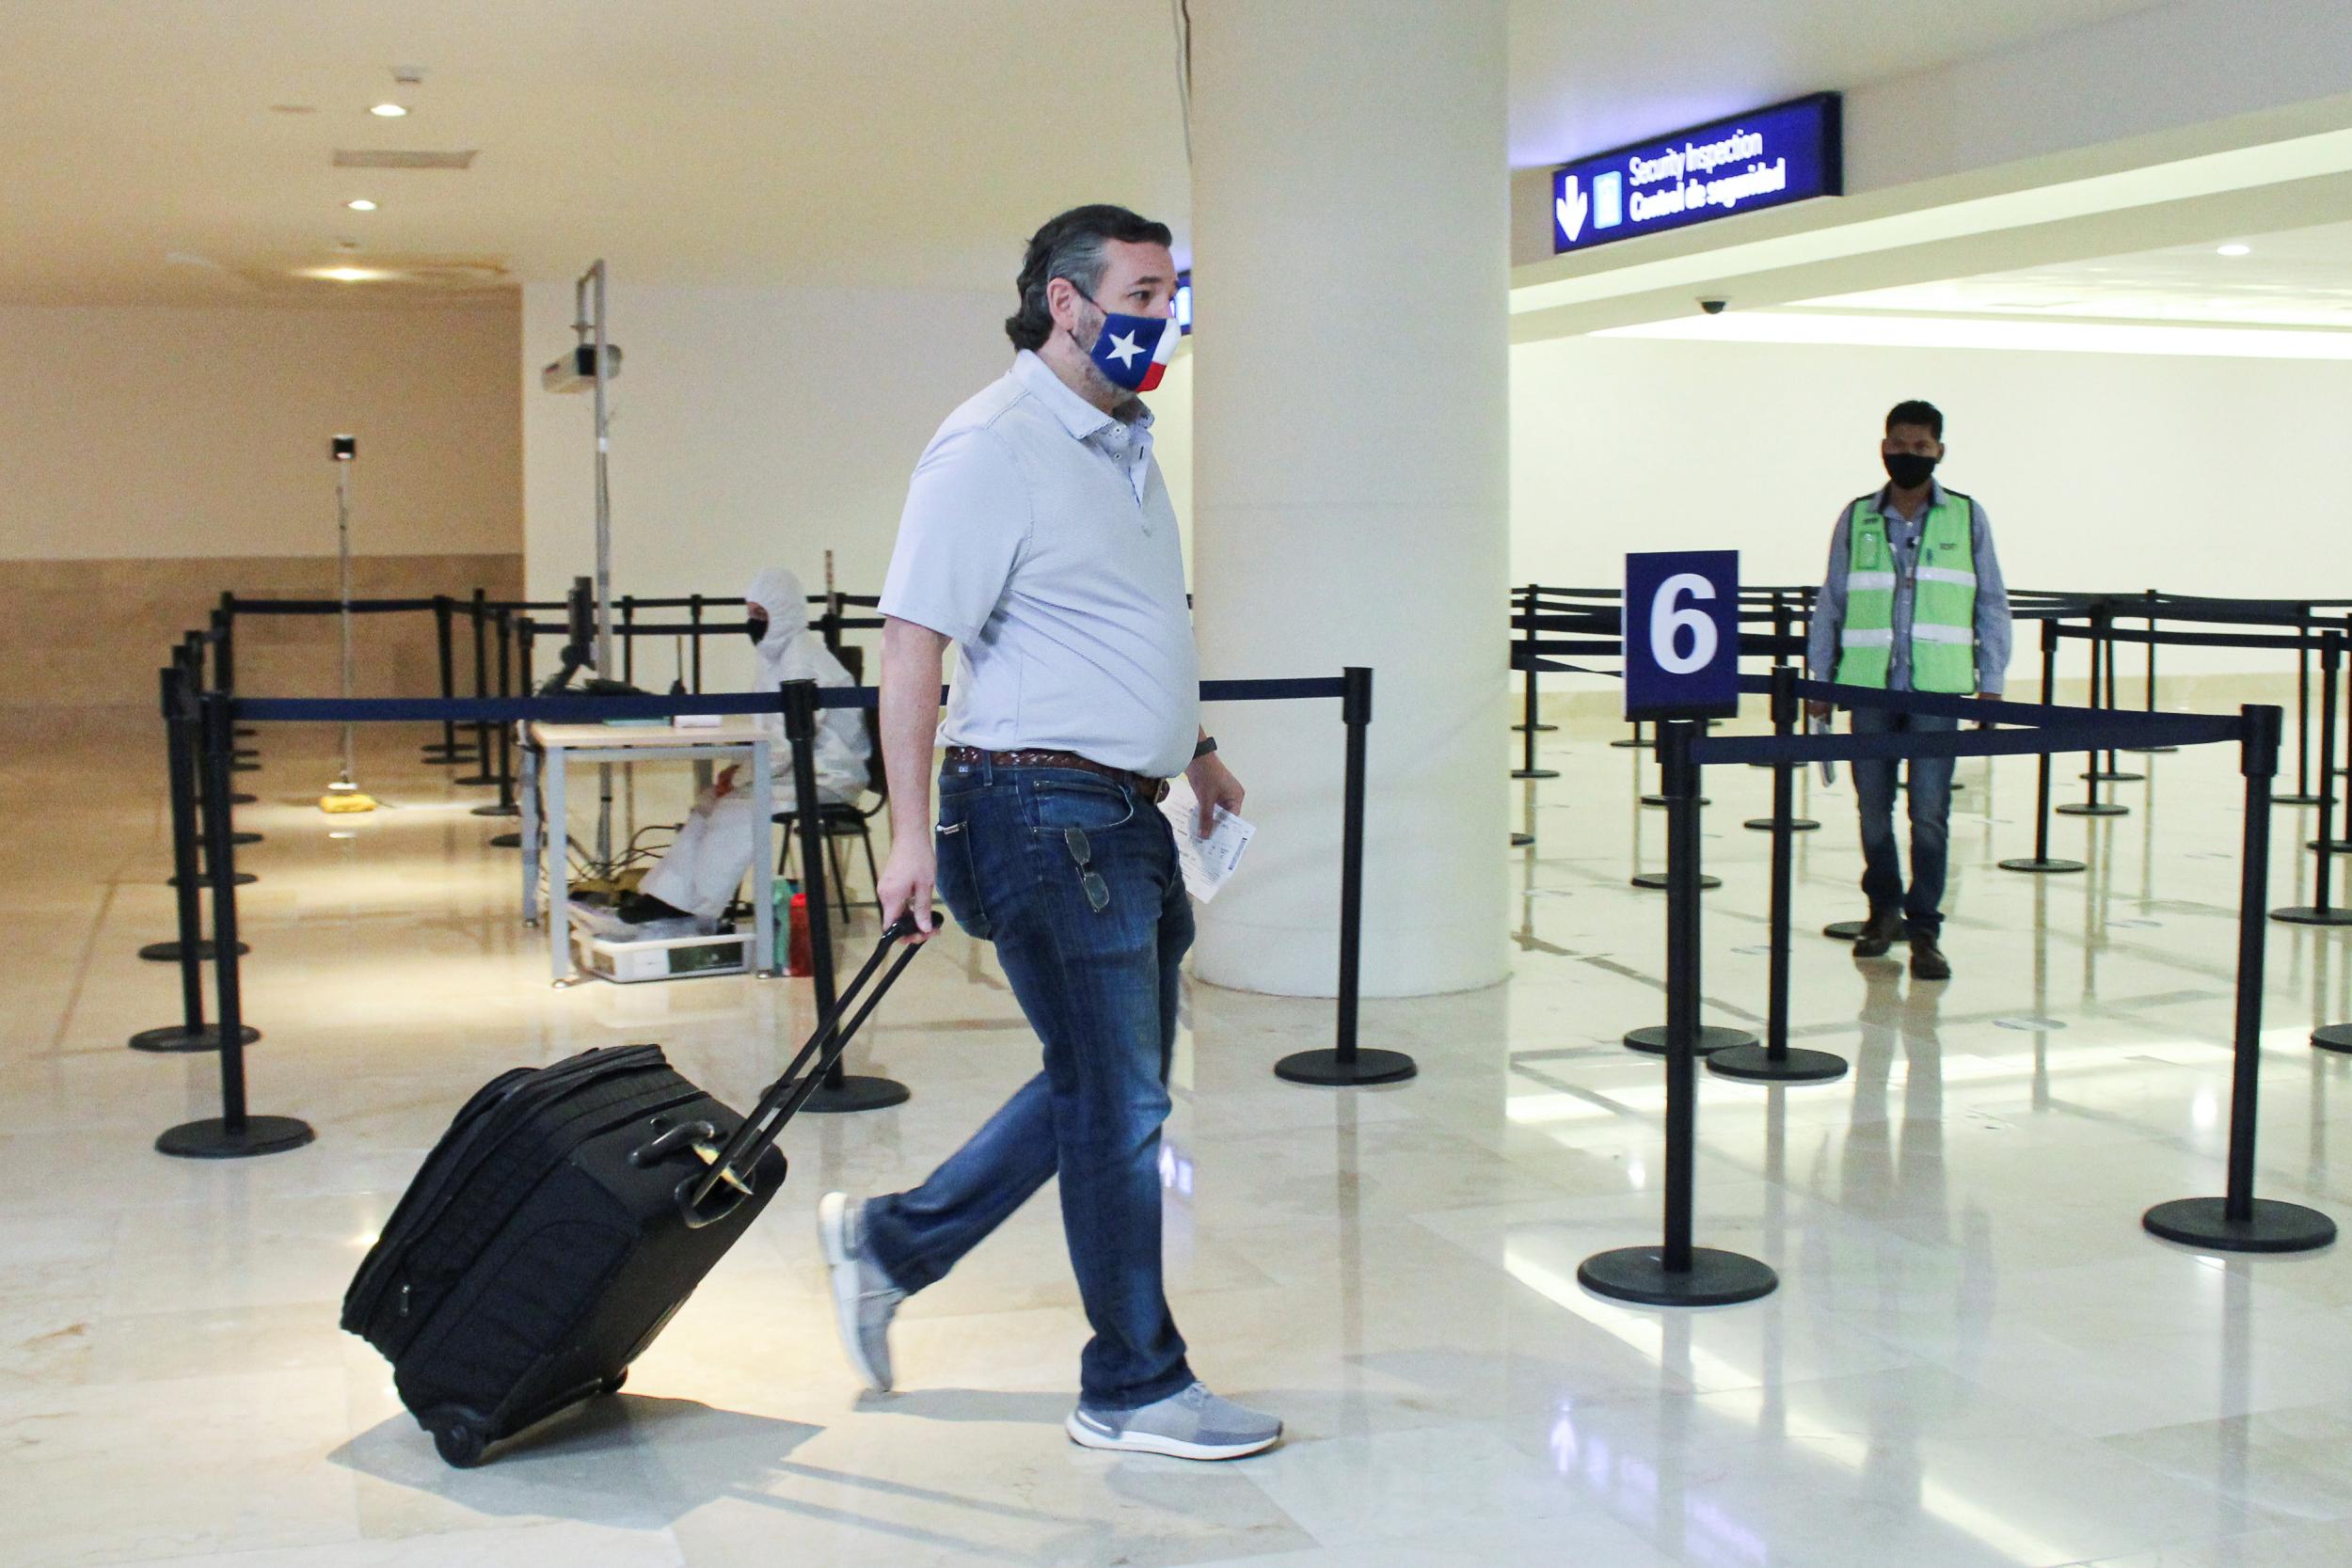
[1625,551,1740,721]
[1552,94,1841,255]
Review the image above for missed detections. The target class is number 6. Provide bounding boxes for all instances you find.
[1652,574,1718,674]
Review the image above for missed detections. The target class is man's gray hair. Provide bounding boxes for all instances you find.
[1005,204,1174,352]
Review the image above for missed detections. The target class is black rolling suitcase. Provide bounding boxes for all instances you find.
[342,918,921,1466]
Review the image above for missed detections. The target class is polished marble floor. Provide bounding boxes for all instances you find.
[8,702,2352,1567]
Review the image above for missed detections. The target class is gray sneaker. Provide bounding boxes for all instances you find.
[817,1192,903,1392]
[1066,1382,1282,1461]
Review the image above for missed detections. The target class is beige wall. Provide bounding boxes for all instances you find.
[1,299,525,707]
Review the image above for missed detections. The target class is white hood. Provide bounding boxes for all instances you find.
[744,566,869,800]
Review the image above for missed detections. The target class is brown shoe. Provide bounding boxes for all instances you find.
[1910,935,1951,981]
[1851,910,1905,958]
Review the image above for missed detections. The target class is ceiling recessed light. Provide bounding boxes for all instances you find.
[303,265,388,284]
[370,103,408,118]
[345,198,377,212]
[2217,244,2251,257]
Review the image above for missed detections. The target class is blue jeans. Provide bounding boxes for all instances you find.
[861,759,1195,1408]
[1849,706,1958,938]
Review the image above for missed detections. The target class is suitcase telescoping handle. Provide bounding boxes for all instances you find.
[678,913,928,1227]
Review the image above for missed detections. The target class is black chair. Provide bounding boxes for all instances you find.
[774,698,886,927]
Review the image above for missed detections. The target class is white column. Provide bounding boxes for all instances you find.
[1187,0,1510,998]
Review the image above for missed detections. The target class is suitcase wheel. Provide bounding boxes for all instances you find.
[431,1418,488,1468]
[601,1370,628,1397]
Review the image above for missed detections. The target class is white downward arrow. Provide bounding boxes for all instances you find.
[1555,179,1589,244]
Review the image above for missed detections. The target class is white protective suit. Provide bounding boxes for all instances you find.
[636,567,871,921]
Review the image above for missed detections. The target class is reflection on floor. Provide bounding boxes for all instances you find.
[7,709,2352,1566]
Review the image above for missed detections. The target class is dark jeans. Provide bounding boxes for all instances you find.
[1849,706,1958,938]
[861,759,1195,1409]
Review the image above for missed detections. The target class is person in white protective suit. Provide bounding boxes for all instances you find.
[628,566,871,924]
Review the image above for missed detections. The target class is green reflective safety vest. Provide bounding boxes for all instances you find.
[1834,491,1979,693]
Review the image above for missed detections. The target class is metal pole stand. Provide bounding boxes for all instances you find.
[453,588,500,785]
[1583,720,1778,1305]
[473,609,523,821]
[2143,705,2334,1253]
[156,690,313,1159]
[1711,671,1848,1084]
[2058,611,2127,816]
[2276,615,2322,804]
[1511,587,1557,735]
[421,595,476,764]
[2002,619,2088,872]
[133,660,262,1053]
[2084,608,2143,783]
[1611,720,1653,750]
[1744,610,1819,832]
[2271,632,2352,927]
[1511,592,1559,782]
[1628,721,1751,1053]
[1279,668,1418,1085]
[786,680,911,1115]
[2122,589,2178,754]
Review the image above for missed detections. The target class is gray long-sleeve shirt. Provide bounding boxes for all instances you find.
[1806,479,2011,696]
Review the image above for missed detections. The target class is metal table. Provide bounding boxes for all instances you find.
[519,720,777,986]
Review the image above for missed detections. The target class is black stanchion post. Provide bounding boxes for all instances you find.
[1279,667,1418,1085]
[1512,590,1559,782]
[132,659,260,1050]
[2271,631,2352,927]
[1512,585,1556,736]
[1712,669,1847,1084]
[224,592,258,742]
[2143,705,2334,1252]
[475,608,523,824]
[621,594,636,688]
[787,680,911,1114]
[2058,607,2128,818]
[2125,587,2177,755]
[2279,614,2320,804]
[169,632,258,889]
[1745,600,1820,833]
[215,603,258,759]
[423,594,471,763]
[455,588,498,785]
[690,594,706,692]
[2003,618,2088,874]
[1582,720,1777,1306]
[2089,602,2143,783]
[155,689,313,1159]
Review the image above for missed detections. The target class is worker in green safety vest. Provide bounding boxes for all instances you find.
[1805,400,2011,981]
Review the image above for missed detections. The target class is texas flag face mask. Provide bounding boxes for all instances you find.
[1083,306,1175,392]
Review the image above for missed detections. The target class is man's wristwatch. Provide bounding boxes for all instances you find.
[1192,736,1218,761]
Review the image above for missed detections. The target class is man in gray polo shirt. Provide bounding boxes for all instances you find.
[814,204,1279,1462]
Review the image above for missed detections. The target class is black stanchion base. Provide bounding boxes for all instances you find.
[1510,832,1534,847]
[799,1074,913,1115]
[2313,1023,2352,1054]
[2142,1196,2336,1255]
[1577,1245,1778,1307]
[421,743,476,759]
[2122,746,2179,754]
[470,801,522,818]
[1631,873,1722,890]
[453,773,500,787]
[1999,857,2088,874]
[230,831,262,846]
[2082,769,2144,783]
[1624,1024,1757,1055]
[232,748,260,761]
[138,940,248,961]
[234,726,258,738]
[230,792,257,805]
[155,1115,314,1160]
[1275,1047,1419,1086]
[1640,795,1713,807]
[1609,737,1654,750]
[1513,768,1561,781]
[2270,905,2352,927]
[169,872,258,888]
[487,832,522,848]
[2275,793,2325,806]
[129,1022,260,1054]
[230,761,261,774]
[1742,817,1820,832]
[2056,802,2129,817]
[1512,723,1559,734]
[1706,1044,1850,1083]
[2307,839,2352,854]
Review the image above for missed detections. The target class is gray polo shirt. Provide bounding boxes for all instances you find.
[880,350,1200,779]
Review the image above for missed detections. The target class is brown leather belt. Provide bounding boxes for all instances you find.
[944,746,1171,804]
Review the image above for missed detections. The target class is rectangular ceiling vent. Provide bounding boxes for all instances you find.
[333,149,478,170]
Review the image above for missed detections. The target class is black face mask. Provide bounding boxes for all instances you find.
[745,615,769,646]
[1883,451,1938,490]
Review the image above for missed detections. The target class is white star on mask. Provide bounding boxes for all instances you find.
[1104,330,1144,369]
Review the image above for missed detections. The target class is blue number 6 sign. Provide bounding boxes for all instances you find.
[1624,550,1740,721]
